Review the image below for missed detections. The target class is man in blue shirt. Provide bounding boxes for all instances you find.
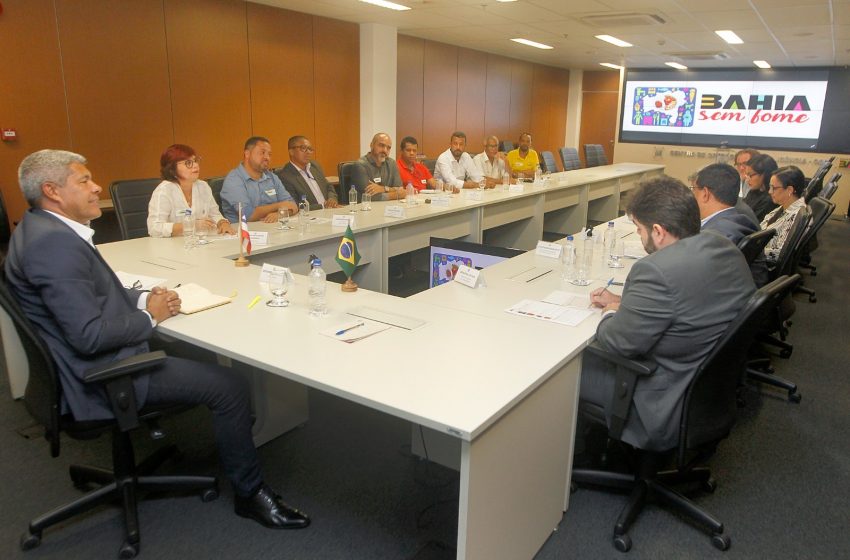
[221,136,298,223]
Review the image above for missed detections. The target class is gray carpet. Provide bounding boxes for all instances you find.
[1,217,848,559]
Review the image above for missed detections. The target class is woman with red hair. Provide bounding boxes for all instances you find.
[147,144,233,237]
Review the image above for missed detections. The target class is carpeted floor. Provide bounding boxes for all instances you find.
[1,217,848,559]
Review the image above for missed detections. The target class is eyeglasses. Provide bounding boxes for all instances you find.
[735,161,749,167]
[768,184,787,192]
[181,157,202,168]
[746,171,760,178]
[293,145,315,153]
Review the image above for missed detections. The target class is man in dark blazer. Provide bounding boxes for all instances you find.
[694,163,769,286]
[5,149,309,530]
[276,135,339,210]
[582,176,755,451]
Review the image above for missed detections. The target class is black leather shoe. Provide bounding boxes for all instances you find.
[234,484,310,529]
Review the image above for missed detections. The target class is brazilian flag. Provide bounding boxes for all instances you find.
[335,225,361,279]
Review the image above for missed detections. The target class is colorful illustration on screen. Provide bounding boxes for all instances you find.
[632,87,697,127]
[432,253,474,286]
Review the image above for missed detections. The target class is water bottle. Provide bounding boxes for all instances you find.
[561,235,576,282]
[603,221,615,265]
[348,184,358,212]
[308,258,327,317]
[534,165,542,185]
[182,209,195,249]
[574,229,593,286]
[299,195,309,217]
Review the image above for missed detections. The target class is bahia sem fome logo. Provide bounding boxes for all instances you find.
[632,87,697,127]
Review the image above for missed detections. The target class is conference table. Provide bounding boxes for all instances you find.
[6,163,659,560]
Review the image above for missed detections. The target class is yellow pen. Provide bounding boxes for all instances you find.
[247,296,262,309]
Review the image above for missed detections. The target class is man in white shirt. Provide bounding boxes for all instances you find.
[472,135,509,186]
[434,131,486,190]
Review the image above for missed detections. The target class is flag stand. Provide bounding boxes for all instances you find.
[235,202,250,267]
[341,277,358,292]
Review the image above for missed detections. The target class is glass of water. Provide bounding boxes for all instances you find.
[277,208,291,230]
[608,239,625,268]
[362,191,372,211]
[266,268,292,307]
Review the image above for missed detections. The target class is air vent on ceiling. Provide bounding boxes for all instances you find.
[580,12,666,28]
[667,51,730,61]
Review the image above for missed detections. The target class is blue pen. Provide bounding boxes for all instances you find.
[336,322,365,336]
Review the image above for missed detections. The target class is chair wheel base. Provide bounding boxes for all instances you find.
[702,477,717,493]
[789,392,802,403]
[712,533,731,551]
[200,488,219,502]
[779,349,792,359]
[119,541,139,559]
[808,295,817,303]
[20,531,41,551]
[613,533,632,552]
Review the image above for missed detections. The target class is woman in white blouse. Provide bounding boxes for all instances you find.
[147,144,234,237]
[760,165,807,265]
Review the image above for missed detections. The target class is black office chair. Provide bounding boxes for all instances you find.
[584,144,608,167]
[820,172,841,200]
[736,228,774,288]
[109,179,161,240]
[422,158,437,175]
[558,147,581,171]
[0,276,218,558]
[572,276,790,553]
[539,151,558,173]
[500,140,514,152]
[793,197,835,302]
[802,157,834,203]
[0,187,11,256]
[337,161,359,203]
[206,176,225,208]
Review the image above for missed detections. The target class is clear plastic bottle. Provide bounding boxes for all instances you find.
[603,221,615,265]
[348,185,358,212]
[308,258,327,317]
[182,209,195,249]
[561,235,576,282]
[574,229,593,286]
[534,165,542,185]
[299,195,309,218]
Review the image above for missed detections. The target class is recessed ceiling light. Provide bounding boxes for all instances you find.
[359,0,411,11]
[715,30,743,44]
[495,0,519,2]
[665,62,688,70]
[753,60,771,69]
[599,63,624,70]
[511,38,554,50]
[595,35,633,48]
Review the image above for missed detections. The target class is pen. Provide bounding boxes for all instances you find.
[247,296,261,309]
[336,322,365,336]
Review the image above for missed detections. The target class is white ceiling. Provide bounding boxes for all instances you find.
[250,0,850,70]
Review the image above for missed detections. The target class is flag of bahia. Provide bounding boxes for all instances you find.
[335,225,361,278]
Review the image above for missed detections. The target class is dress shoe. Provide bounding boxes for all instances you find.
[234,484,310,529]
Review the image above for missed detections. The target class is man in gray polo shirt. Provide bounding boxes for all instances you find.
[221,136,298,223]
[350,133,406,202]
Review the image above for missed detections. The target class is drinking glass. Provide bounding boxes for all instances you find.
[362,191,372,211]
[608,239,625,269]
[266,268,291,307]
[478,178,486,190]
[435,179,444,193]
[195,212,210,244]
[277,208,291,230]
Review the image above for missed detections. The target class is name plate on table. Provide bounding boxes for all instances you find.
[509,184,525,193]
[454,265,483,288]
[332,214,355,228]
[258,263,290,283]
[463,190,483,201]
[535,240,563,259]
[430,196,451,207]
[248,231,269,246]
[384,205,405,218]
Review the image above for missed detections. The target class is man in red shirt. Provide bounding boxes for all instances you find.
[397,136,437,192]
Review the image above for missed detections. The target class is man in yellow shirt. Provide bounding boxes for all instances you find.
[505,132,539,180]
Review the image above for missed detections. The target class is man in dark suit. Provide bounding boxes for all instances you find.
[276,136,340,210]
[582,176,755,451]
[6,149,310,530]
[694,163,769,286]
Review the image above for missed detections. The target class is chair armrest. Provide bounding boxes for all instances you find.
[82,351,167,432]
[584,342,656,439]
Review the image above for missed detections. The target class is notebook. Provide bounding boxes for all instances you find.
[174,283,232,314]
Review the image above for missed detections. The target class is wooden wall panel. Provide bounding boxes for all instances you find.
[396,35,424,154]
[313,16,359,172]
[422,41,458,158]
[531,65,554,158]
[484,54,512,144]
[57,0,173,188]
[247,4,315,160]
[580,70,620,166]
[0,0,71,224]
[509,61,533,141]
[165,0,252,180]
[550,68,570,154]
[456,48,487,155]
